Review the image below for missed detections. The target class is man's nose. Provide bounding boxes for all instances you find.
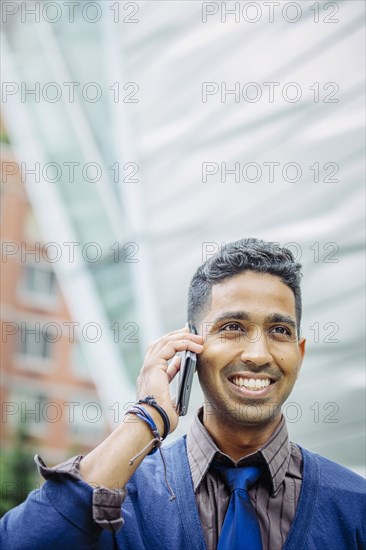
[239,330,273,366]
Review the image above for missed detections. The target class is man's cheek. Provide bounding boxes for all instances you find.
[196,356,215,388]
[196,351,212,372]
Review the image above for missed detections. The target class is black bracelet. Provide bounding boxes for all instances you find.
[137,396,170,440]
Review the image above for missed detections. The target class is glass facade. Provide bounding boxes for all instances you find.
[2,1,364,474]
[2,4,162,424]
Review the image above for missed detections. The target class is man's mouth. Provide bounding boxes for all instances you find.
[228,374,275,392]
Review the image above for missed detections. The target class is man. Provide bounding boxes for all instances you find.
[1,238,365,549]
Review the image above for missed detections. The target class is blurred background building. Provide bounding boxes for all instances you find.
[1,0,365,513]
[1,135,108,456]
[1,134,111,512]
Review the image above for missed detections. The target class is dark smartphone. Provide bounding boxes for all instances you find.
[176,323,197,416]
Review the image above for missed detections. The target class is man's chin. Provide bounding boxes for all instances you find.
[203,400,281,427]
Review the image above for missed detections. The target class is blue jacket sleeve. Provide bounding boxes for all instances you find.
[0,475,115,550]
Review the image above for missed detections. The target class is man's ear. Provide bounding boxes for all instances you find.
[297,337,306,377]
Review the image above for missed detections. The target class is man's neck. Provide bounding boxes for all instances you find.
[202,411,282,462]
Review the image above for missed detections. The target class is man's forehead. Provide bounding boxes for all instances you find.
[208,271,297,317]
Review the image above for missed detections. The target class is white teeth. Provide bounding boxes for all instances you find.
[231,377,271,390]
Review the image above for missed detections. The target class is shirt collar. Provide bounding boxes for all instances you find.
[186,407,291,495]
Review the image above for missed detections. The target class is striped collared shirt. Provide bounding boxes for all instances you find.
[186,408,303,550]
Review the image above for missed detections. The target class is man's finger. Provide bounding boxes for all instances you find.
[167,355,181,383]
[159,339,204,362]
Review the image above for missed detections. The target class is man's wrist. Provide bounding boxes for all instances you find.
[136,396,170,440]
[139,404,165,435]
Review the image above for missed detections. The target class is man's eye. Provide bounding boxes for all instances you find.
[269,326,291,336]
[220,323,244,332]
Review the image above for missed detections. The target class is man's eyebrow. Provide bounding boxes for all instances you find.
[265,313,297,329]
[209,311,252,326]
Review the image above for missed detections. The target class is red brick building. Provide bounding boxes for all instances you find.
[1,137,108,466]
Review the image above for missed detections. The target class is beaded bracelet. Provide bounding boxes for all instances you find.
[137,396,170,440]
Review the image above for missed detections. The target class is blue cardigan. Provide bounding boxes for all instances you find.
[1,436,365,549]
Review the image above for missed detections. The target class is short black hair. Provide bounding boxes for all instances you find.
[187,237,303,331]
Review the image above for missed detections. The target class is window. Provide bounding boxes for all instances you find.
[23,264,57,296]
[7,391,49,437]
[18,323,55,362]
[18,263,58,309]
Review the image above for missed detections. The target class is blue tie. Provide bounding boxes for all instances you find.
[214,463,263,550]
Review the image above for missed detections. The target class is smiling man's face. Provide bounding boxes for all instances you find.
[197,271,306,430]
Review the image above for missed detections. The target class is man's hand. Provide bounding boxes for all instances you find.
[80,326,204,489]
[137,326,204,433]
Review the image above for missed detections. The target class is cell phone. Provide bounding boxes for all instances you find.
[176,323,197,416]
